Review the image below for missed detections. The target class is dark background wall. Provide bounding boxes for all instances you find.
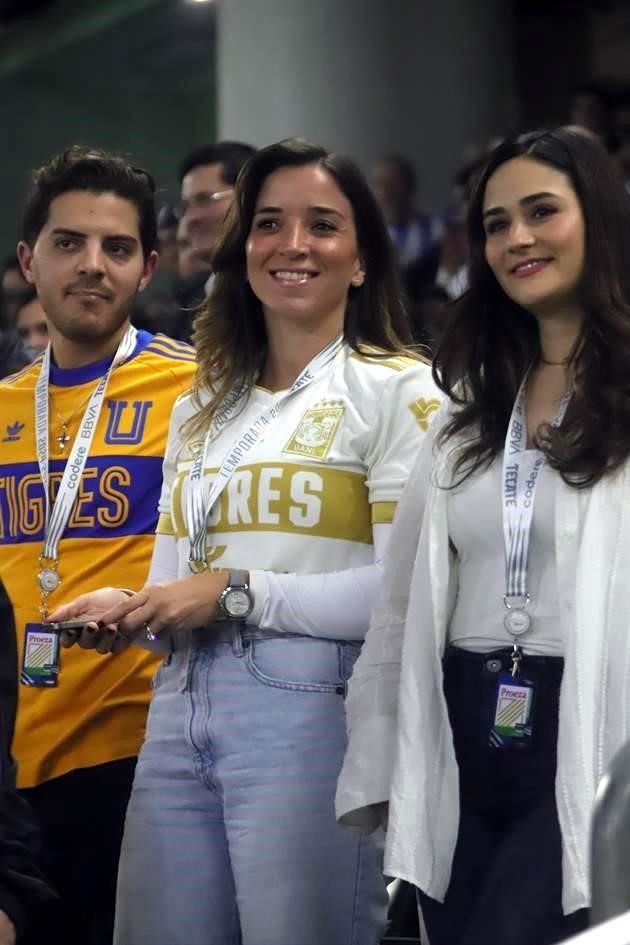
[2,0,630,254]
[0,0,216,256]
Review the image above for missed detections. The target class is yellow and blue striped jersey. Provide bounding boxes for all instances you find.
[0,330,196,787]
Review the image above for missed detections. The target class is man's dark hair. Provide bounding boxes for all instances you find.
[178,142,256,186]
[21,145,158,259]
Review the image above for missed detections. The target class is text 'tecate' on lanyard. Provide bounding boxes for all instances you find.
[501,370,572,675]
[34,325,138,616]
[186,334,344,572]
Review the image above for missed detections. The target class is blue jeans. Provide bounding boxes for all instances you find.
[114,626,387,945]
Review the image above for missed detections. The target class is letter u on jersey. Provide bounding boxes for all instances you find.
[104,400,153,445]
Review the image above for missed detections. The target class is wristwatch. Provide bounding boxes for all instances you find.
[217,569,254,620]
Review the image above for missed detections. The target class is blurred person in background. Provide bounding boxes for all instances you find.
[569,83,614,149]
[0,332,28,380]
[406,157,482,305]
[136,206,182,338]
[0,264,28,380]
[434,201,469,300]
[172,141,256,341]
[155,205,179,278]
[1,257,29,324]
[176,219,196,279]
[372,154,443,277]
[14,289,48,359]
[407,283,450,352]
[176,141,256,274]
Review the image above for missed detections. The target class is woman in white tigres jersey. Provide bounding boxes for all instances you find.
[50,139,441,945]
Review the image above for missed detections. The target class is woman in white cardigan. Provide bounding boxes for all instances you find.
[337,127,630,945]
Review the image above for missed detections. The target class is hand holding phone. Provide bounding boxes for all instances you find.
[47,619,93,632]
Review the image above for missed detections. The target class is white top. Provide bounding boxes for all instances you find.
[447,455,563,655]
[336,401,630,915]
[149,343,441,641]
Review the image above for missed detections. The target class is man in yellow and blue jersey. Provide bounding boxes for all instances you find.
[0,146,196,945]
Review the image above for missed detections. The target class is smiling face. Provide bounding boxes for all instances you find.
[482,157,586,320]
[18,190,157,351]
[245,163,364,334]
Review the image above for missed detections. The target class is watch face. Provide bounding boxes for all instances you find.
[224,589,252,618]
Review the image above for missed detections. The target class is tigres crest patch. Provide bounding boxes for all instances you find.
[409,397,441,431]
[283,402,345,459]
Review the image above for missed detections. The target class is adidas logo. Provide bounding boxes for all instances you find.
[2,421,25,442]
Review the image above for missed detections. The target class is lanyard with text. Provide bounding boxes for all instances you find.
[34,325,138,616]
[501,371,571,677]
[186,334,344,571]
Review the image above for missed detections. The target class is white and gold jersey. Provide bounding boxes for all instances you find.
[157,343,441,577]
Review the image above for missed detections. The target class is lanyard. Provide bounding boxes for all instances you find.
[501,370,571,668]
[185,334,344,571]
[35,325,137,610]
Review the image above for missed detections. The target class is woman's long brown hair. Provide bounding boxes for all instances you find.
[434,127,630,488]
[187,138,418,438]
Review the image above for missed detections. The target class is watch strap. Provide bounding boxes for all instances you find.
[216,569,253,620]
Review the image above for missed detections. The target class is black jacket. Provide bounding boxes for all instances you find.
[0,583,55,939]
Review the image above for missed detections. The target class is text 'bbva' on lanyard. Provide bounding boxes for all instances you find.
[34,326,138,606]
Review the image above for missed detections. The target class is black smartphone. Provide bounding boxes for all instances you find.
[47,619,93,632]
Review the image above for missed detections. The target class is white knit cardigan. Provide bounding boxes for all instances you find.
[336,404,630,914]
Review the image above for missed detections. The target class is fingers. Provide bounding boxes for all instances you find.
[118,604,161,641]
[47,594,96,622]
[60,627,81,649]
[60,621,131,655]
[98,589,150,629]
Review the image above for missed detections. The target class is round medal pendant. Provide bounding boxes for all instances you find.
[188,558,209,574]
[38,567,60,593]
[504,608,531,636]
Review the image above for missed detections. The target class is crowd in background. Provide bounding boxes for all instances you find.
[2,80,630,375]
[2,73,630,945]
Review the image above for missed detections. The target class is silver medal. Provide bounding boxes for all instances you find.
[503,608,531,636]
[38,567,60,593]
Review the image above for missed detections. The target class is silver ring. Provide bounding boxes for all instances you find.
[144,622,157,642]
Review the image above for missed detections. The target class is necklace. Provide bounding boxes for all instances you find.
[539,355,570,367]
[49,387,98,454]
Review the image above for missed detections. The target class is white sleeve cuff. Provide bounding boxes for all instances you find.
[335,714,397,830]
[248,569,271,627]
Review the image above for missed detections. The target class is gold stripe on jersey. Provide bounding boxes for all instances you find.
[156,513,175,535]
[350,350,420,373]
[371,501,397,524]
[170,462,372,544]
[146,338,197,360]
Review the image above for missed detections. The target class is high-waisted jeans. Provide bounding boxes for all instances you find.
[113,625,387,945]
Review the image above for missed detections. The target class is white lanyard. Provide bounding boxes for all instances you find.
[35,325,138,595]
[185,334,344,571]
[501,370,571,642]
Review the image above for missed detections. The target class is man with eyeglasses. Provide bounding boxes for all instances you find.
[173,142,255,340]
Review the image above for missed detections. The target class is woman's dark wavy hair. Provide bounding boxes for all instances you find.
[190,138,415,433]
[434,126,630,487]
